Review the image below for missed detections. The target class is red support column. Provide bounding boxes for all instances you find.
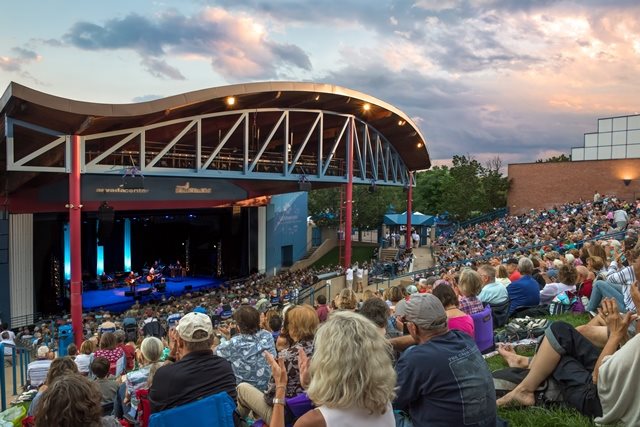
[344,118,354,268]
[68,135,83,347]
[406,172,413,249]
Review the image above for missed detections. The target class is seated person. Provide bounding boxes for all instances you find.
[478,264,509,305]
[94,332,124,376]
[586,248,640,314]
[498,296,640,425]
[507,258,541,315]
[266,311,396,427]
[27,345,53,389]
[34,373,121,427]
[393,293,497,426]
[75,340,95,375]
[236,305,317,424]
[539,264,578,305]
[216,305,277,391]
[149,312,237,413]
[91,357,118,407]
[28,356,79,416]
[114,336,164,421]
[457,268,486,315]
[433,283,474,338]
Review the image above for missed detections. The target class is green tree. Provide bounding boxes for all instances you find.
[536,153,571,163]
[439,155,486,220]
[412,166,451,215]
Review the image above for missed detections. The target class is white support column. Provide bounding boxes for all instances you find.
[9,214,34,325]
[258,206,266,273]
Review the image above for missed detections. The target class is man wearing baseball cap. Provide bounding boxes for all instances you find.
[393,293,498,426]
[149,312,237,415]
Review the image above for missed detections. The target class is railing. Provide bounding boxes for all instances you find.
[0,344,32,411]
[457,207,509,229]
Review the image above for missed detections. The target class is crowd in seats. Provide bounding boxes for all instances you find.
[5,196,640,426]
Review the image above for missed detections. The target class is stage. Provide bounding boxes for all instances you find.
[82,276,223,312]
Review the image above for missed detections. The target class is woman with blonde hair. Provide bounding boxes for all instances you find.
[266,310,396,426]
[75,340,95,375]
[335,288,357,311]
[495,264,511,286]
[114,336,164,422]
[457,268,484,315]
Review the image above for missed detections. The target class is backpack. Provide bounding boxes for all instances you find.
[493,367,563,405]
[494,317,548,343]
[142,319,165,338]
[549,291,584,315]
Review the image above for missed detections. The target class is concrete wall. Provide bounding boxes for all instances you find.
[290,238,337,271]
[508,159,640,214]
[266,192,308,274]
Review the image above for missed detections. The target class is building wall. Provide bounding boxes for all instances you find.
[508,159,640,214]
[266,192,308,274]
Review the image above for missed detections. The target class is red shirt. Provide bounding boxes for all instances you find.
[579,279,593,299]
[316,305,329,323]
[119,343,136,372]
[509,271,522,282]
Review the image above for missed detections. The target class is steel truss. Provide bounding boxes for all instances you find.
[4,108,411,186]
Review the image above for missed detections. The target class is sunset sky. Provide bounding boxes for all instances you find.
[1,0,639,167]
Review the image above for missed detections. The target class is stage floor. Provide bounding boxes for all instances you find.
[82,277,223,312]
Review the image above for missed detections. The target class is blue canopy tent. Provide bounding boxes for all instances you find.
[383,211,434,246]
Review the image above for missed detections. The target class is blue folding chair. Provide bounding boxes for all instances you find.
[148,392,236,427]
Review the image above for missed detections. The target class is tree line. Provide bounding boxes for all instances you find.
[307,155,510,229]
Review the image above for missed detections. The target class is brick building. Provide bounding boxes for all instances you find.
[507,159,640,215]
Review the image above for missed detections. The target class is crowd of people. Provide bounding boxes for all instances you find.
[2,194,640,426]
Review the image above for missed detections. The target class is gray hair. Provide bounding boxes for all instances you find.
[517,257,534,275]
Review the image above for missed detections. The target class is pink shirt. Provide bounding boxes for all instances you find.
[448,315,475,339]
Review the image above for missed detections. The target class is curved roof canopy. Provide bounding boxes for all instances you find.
[1,81,430,171]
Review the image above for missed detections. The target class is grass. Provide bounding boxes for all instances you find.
[488,312,596,427]
[311,244,377,268]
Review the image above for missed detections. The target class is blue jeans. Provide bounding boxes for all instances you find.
[586,280,626,313]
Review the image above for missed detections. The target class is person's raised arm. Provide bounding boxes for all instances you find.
[592,298,635,384]
[264,351,287,427]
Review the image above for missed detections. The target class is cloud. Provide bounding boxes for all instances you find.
[141,57,185,80]
[0,46,41,75]
[60,8,312,80]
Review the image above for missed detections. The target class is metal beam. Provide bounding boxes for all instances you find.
[202,113,247,170]
[147,120,197,168]
[249,111,287,173]
[321,116,349,177]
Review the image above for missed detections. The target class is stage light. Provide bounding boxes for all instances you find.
[363,103,371,111]
[417,142,423,148]
[398,120,406,126]
[97,246,104,276]
[226,96,236,106]
[314,94,320,101]
[124,218,131,272]
[63,223,71,280]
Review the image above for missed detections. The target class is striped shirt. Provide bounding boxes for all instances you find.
[27,359,52,388]
[606,261,636,311]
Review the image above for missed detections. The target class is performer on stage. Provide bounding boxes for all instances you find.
[126,271,138,294]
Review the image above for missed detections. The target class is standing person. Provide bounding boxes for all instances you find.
[394,294,497,426]
[412,229,420,248]
[593,190,601,204]
[345,265,354,290]
[355,264,364,293]
[613,207,629,231]
[1,331,14,367]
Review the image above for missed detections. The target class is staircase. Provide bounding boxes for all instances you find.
[379,247,399,261]
[298,246,318,261]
